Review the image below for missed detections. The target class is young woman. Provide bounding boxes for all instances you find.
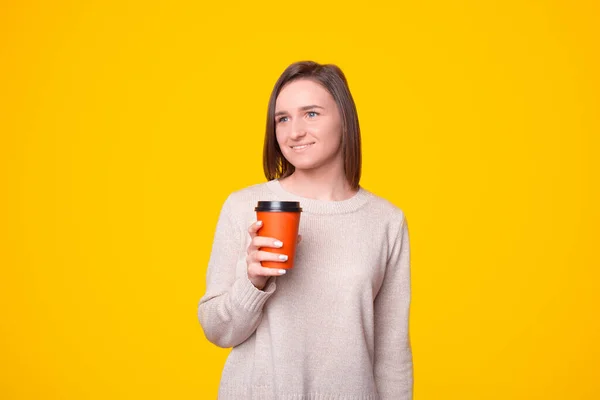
[199,61,413,399]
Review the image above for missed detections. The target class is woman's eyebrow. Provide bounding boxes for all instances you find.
[300,105,325,111]
[275,105,325,117]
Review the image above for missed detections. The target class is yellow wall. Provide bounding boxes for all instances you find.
[1,1,598,399]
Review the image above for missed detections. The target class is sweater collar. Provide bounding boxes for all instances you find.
[265,179,371,215]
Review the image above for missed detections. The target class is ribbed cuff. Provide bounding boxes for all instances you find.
[231,275,276,313]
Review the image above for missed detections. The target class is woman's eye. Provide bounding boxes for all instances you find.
[277,116,289,123]
[307,111,318,118]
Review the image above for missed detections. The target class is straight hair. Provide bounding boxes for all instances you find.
[263,61,362,190]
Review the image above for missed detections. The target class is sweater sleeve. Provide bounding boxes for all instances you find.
[373,215,414,399]
[198,195,277,348]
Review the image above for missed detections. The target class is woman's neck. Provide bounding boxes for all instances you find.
[279,171,357,202]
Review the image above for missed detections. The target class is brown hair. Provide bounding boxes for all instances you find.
[263,61,362,190]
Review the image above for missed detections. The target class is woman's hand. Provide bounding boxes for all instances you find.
[246,220,302,290]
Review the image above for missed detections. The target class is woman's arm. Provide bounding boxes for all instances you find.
[198,196,276,348]
[374,215,414,399]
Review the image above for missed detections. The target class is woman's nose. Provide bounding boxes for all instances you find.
[290,119,307,139]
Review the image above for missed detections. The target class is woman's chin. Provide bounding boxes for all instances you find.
[287,161,319,172]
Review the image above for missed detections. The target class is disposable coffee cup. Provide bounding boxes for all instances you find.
[255,201,302,269]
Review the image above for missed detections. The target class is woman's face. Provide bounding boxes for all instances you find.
[274,79,344,174]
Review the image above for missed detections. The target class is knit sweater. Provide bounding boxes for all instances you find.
[198,179,413,400]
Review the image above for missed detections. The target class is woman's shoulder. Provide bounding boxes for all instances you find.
[221,181,272,213]
[228,181,269,198]
[360,186,407,223]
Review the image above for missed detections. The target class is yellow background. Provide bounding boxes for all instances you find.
[1,1,599,399]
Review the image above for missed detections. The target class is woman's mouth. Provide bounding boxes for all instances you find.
[290,142,315,151]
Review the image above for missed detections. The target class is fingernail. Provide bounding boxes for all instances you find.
[273,240,283,248]
[278,254,288,261]
[278,269,286,275]
[256,221,263,226]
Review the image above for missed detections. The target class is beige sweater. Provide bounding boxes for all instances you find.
[198,180,413,399]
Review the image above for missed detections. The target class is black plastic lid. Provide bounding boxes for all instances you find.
[255,201,302,212]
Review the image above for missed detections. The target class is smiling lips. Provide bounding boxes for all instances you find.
[290,142,315,151]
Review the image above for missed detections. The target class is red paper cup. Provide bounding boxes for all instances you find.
[255,201,302,269]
